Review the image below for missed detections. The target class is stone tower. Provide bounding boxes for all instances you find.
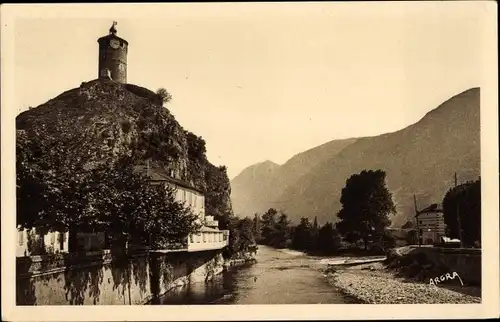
[97,22,128,83]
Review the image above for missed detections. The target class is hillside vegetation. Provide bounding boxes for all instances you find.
[16,79,233,230]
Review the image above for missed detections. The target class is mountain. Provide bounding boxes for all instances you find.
[16,79,233,221]
[230,138,357,217]
[231,88,480,227]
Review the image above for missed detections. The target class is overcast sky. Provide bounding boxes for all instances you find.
[9,2,488,179]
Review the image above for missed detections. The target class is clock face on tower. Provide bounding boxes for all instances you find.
[109,39,120,49]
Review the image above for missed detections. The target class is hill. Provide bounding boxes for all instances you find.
[231,88,480,226]
[16,79,233,222]
[230,138,357,217]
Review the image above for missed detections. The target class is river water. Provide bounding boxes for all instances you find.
[152,245,359,304]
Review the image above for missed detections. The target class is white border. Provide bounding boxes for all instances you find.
[1,2,499,321]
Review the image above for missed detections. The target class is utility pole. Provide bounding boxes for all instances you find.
[455,172,464,248]
[414,194,420,247]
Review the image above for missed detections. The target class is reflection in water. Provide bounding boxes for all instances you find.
[153,246,360,305]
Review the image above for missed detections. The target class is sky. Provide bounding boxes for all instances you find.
[8,2,489,179]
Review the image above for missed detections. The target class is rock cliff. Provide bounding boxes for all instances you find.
[16,79,233,222]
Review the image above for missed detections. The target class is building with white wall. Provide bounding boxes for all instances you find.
[415,203,446,245]
[16,226,69,257]
[138,165,229,252]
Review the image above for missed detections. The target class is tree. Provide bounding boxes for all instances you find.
[156,88,172,104]
[405,229,418,245]
[260,208,278,245]
[336,170,396,250]
[252,213,262,243]
[317,222,342,254]
[225,217,256,258]
[238,217,256,250]
[226,217,241,257]
[16,133,201,249]
[442,178,481,247]
[401,220,415,229]
[273,212,291,248]
[292,217,313,251]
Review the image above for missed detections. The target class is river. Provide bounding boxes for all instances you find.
[151,245,359,304]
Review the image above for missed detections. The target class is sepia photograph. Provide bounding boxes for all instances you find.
[1,1,499,321]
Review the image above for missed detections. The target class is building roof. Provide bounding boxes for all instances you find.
[97,33,129,46]
[199,226,221,233]
[134,165,204,194]
[415,203,443,217]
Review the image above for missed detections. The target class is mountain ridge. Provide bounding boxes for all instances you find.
[231,87,480,227]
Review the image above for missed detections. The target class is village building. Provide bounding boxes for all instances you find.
[415,203,446,245]
[16,228,69,257]
[138,165,229,252]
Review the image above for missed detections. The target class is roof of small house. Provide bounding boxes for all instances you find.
[134,165,204,194]
[415,203,443,217]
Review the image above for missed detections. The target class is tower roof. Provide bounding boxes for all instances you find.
[97,34,129,46]
[97,21,128,45]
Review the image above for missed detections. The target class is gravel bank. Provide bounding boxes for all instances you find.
[325,263,481,304]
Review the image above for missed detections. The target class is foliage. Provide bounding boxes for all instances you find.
[316,222,342,254]
[185,131,207,161]
[288,219,341,255]
[292,217,314,251]
[260,208,278,245]
[273,213,291,248]
[405,229,418,245]
[442,178,481,247]
[225,217,255,258]
[401,220,415,229]
[156,87,172,104]
[258,208,291,248]
[252,213,262,243]
[17,133,201,248]
[204,163,233,229]
[336,170,396,250]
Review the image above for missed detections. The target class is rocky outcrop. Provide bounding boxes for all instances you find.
[16,79,233,222]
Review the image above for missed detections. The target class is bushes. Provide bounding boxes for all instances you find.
[386,249,450,282]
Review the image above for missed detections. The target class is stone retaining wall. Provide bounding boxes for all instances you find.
[407,246,481,285]
[16,249,224,305]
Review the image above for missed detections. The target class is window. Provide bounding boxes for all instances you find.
[50,232,56,245]
[190,235,194,243]
[203,233,207,243]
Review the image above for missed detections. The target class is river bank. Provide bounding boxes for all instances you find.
[325,262,481,304]
[223,256,256,269]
